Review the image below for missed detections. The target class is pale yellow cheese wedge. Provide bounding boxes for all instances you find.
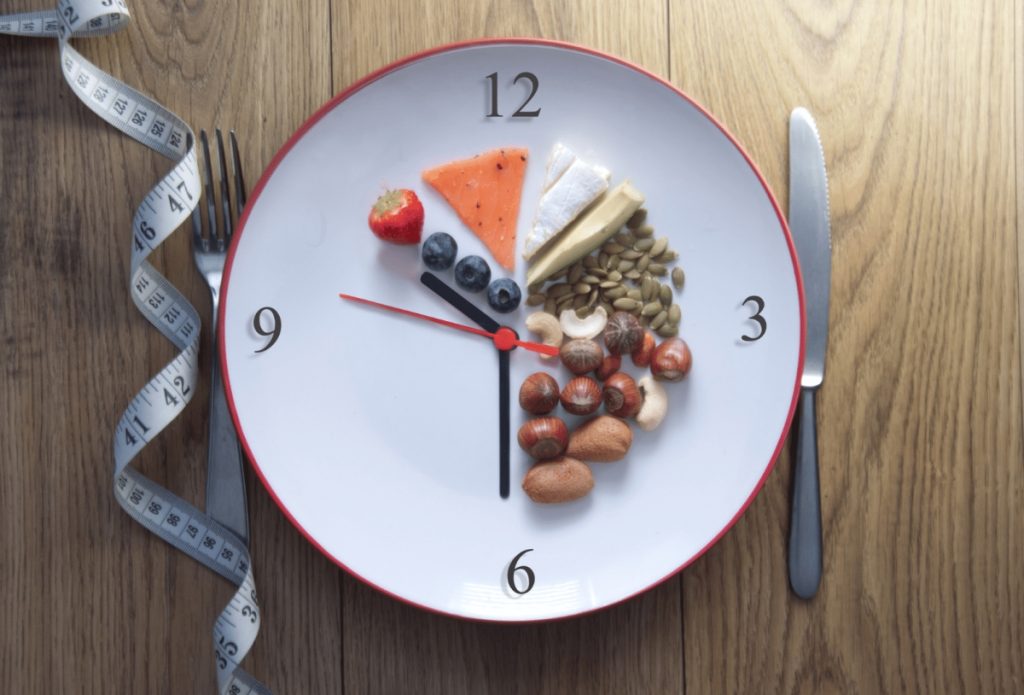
[526,181,645,287]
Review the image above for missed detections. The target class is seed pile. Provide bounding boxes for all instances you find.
[524,208,685,338]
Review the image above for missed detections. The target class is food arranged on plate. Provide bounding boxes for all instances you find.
[363,141,691,505]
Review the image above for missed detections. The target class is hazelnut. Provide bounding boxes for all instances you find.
[560,338,604,375]
[595,354,621,381]
[560,376,602,415]
[651,337,692,382]
[517,417,569,460]
[519,372,560,415]
[602,372,642,418]
[603,311,644,355]
[631,331,656,368]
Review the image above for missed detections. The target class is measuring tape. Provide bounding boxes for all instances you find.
[2,2,271,693]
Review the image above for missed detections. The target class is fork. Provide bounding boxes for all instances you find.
[192,129,249,546]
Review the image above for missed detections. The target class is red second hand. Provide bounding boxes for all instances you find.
[339,293,559,357]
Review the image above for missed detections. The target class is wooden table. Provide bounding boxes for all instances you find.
[2,1,1021,692]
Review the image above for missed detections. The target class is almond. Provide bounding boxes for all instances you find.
[566,415,632,462]
[522,456,594,503]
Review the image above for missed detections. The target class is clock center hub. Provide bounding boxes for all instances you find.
[493,327,517,352]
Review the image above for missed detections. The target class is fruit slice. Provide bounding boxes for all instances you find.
[422,147,528,270]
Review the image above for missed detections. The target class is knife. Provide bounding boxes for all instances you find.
[787,107,831,599]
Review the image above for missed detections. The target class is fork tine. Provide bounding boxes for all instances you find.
[189,132,203,247]
[200,130,217,242]
[229,130,246,213]
[215,129,233,245]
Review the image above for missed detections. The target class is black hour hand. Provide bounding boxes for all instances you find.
[421,271,500,334]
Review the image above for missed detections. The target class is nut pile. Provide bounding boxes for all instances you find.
[518,309,692,503]
[525,208,685,338]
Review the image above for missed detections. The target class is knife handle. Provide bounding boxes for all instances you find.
[788,388,821,599]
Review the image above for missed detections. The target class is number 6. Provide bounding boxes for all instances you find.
[506,548,535,595]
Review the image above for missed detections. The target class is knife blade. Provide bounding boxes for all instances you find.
[787,107,831,599]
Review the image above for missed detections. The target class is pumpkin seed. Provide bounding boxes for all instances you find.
[672,267,685,289]
[641,301,662,317]
[544,297,557,315]
[582,274,602,284]
[615,232,635,246]
[650,310,668,330]
[603,242,626,255]
[548,283,573,298]
[528,281,545,294]
[634,238,655,252]
[589,267,608,278]
[621,249,643,260]
[550,267,569,281]
[625,270,642,280]
[606,254,620,269]
[576,305,594,319]
[618,259,635,272]
[598,252,610,268]
[668,303,681,324]
[572,294,588,310]
[557,296,575,313]
[568,263,584,284]
[634,224,655,238]
[607,270,623,282]
[658,250,679,262]
[636,255,651,272]
[613,298,642,311]
[603,286,627,300]
[650,237,668,258]
[626,208,647,228]
[648,262,667,276]
[599,280,619,289]
[526,292,546,306]
[573,282,592,295]
[583,255,599,269]
[626,288,643,301]
[600,301,615,316]
[659,284,673,306]
[641,276,654,301]
[656,323,679,338]
[587,288,600,307]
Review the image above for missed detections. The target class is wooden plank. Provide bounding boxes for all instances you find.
[669,1,1023,693]
[0,1,341,692]
[330,2,682,694]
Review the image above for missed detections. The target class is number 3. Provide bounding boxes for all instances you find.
[741,295,766,342]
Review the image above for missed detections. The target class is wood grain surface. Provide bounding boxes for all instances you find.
[1,1,1020,693]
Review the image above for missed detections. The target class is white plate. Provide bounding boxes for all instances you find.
[221,39,804,622]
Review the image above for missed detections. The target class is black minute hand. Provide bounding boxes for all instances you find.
[421,271,500,333]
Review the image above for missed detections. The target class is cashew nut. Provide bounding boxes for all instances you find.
[525,312,563,359]
[636,376,668,431]
[560,306,608,340]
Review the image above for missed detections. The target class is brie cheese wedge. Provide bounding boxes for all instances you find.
[523,144,610,261]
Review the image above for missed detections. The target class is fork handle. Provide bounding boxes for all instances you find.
[205,321,250,546]
[788,387,821,599]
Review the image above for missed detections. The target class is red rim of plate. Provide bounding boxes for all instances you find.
[219,37,807,624]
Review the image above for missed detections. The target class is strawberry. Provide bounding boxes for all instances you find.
[368,189,424,244]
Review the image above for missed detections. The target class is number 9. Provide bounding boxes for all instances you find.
[252,306,281,353]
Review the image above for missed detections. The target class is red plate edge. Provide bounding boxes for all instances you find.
[218,37,807,624]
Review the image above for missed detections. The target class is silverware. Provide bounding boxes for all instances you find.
[192,129,249,545]
[787,108,831,599]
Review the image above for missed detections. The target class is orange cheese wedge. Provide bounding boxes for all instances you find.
[422,147,528,271]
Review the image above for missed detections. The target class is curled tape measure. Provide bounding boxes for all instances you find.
[2,2,271,693]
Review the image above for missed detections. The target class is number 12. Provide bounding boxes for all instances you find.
[486,72,541,118]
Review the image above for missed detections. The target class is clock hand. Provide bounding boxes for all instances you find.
[420,271,501,333]
[498,350,510,499]
[338,293,559,356]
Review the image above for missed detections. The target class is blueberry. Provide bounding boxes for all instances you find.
[454,255,491,292]
[421,232,458,271]
[487,278,522,313]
